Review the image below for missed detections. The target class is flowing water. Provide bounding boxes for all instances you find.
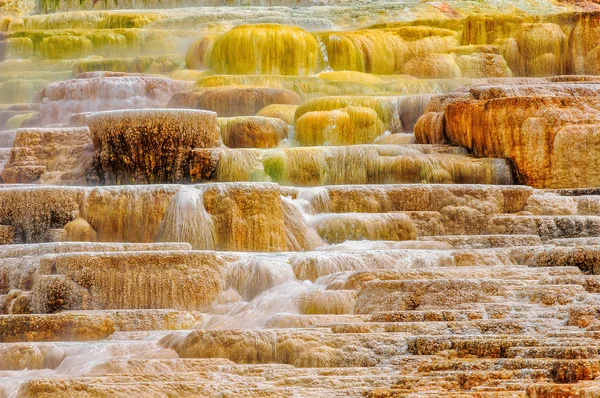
[2,0,600,396]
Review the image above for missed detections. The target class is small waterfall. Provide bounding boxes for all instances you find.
[225,256,296,301]
[205,280,311,330]
[156,186,217,250]
[315,36,333,72]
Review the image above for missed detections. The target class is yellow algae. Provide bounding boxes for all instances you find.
[515,23,566,77]
[462,14,538,46]
[97,12,165,29]
[382,77,447,94]
[202,183,288,252]
[261,147,326,186]
[390,26,460,42]
[294,96,402,133]
[168,69,209,81]
[83,31,128,58]
[79,185,179,243]
[329,29,407,74]
[4,37,33,59]
[404,34,461,60]
[14,11,107,30]
[255,104,298,125]
[218,116,288,149]
[0,79,48,104]
[219,145,514,186]
[294,107,385,146]
[214,148,262,182]
[185,35,217,70]
[315,32,365,72]
[38,36,93,60]
[317,70,386,85]
[315,213,417,243]
[5,112,37,129]
[73,54,186,75]
[208,24,323,76]
[195,74,378,99]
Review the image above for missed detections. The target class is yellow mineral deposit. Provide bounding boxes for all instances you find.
[208,24,323,76]
[3,0,600,397]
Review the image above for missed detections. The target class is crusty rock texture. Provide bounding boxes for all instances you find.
[415,80,600,188]
[32,251,221,312]
[87,109,219,184]
[1,127,94,184]
[218,116,288,148]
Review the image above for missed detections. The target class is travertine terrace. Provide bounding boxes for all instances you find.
[2,0,600,397]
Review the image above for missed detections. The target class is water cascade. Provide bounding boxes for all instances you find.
[3,0,600,396]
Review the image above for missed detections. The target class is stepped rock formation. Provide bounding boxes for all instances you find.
[415,80,600,187]
[40,74,190,124]
[88,109,219,183]
[3,0,600,397]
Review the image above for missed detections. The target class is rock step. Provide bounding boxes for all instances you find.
[548,237,600,246]
[0,310,204,342]
[371,310,488,322]
[31,251,221,312]
[162,328,408,366]
[369,307,571,323]
[506,346,600,359]
[15,381,362,398]
[265,314,370,329]
[0,340,177,371]
[329,319,563,335]
[526,382,600,397]
[0,241,192,258]
[417,234,543,249]
[399,369,550,388]
[354,279,592,314]
[408,336,600,357]
[489,215,600,240]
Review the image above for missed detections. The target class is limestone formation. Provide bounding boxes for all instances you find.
[415,81,600,188]
[208,24,323,76]
[168,86,301,117]
[4,2,600,398]
[218,116,288,148]
[1,127,94,184]
[87,109,219,184]
[40,75,189,124]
